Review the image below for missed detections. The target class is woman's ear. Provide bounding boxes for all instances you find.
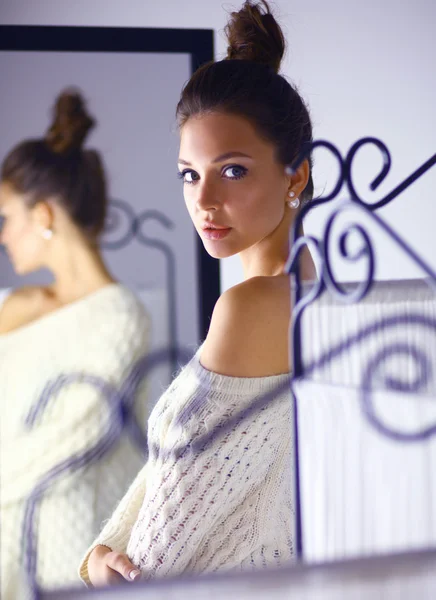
[30,199,55,232]
[287,159,310,198]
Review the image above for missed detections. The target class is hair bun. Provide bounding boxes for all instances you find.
[225,0,285,74]
[46,88,95,155]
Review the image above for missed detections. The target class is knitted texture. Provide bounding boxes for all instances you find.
[0,284,150,599]
[80,352,294,584]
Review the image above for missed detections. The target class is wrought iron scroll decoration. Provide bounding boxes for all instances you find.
[100,198,137,251]
[101,200,178,375]
[22,347,192,600]
[135,210,178,377]
[285,137,436,378]
[285,138,436,558]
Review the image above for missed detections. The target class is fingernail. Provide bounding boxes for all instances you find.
[129,569,141,581]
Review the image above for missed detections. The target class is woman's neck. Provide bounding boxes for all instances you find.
[47,236,116,305]
[240,234,316,282]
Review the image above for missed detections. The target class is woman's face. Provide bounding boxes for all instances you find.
[0,182,47,275]
[178,112,290,259]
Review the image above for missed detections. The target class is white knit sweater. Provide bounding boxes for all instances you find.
[80,352,294,584]
[0,284,150,599]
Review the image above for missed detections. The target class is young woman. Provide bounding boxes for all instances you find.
[82,0,316,587]
[0,90,150,598]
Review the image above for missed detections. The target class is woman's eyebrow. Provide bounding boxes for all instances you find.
[178,151,253,166]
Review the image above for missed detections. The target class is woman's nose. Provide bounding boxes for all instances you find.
[195,180,220,212]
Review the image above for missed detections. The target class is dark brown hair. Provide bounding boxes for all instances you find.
[1,88,108,237]
[176,0,313,203]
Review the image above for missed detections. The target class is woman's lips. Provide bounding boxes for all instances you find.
[201,226,232,240]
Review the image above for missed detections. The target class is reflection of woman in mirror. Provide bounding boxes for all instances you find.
[83,0,316,587]
[0,90,150,598]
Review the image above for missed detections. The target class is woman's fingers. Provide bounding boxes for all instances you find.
[87,546,141,587]
[106,551,141,582]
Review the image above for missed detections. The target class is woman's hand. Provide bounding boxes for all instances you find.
[87,545,141,587]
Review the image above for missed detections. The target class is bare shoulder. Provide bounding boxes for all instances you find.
[200,275,291,377]
[0,286,47,334]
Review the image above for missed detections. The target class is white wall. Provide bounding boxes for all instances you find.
[1,0,435,291]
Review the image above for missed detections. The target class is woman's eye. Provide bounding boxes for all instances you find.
[223,165,248,180]
[178,170,199,184]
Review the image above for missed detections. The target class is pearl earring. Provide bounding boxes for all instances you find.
[42,228,53,240]
[287,191,300,209]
